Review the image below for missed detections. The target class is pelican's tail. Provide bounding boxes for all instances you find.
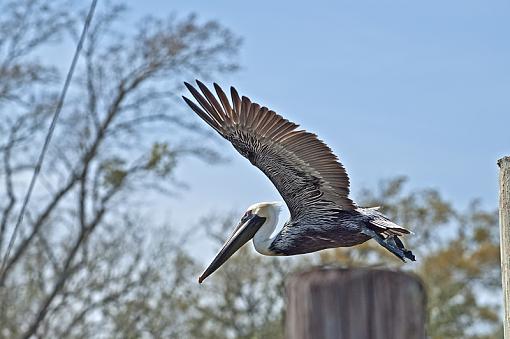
[359,207,416,262]
[371,232,416,262]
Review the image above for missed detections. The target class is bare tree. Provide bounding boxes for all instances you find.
[0,1,240,338]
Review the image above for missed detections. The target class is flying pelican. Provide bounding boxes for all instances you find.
[182,80,415,283]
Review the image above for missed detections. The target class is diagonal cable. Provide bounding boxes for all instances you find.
[0,0,98,279]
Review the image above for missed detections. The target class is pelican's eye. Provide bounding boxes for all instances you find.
[241,210,253,222]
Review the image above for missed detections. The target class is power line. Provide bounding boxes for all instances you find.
[0,0,98,279]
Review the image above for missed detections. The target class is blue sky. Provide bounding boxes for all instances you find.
[88,1,510,250]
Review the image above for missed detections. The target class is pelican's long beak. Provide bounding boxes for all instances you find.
[199,214,266,283]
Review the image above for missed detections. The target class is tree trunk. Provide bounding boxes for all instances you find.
[499,156,510,338]
[285,267,426,339]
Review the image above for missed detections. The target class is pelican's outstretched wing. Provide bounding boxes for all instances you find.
[182,81,355,217]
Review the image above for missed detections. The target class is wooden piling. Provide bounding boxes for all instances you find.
[285,267,426,339]
[499,156,510,338]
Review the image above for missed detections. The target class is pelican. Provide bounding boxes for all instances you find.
[182,81,415,283]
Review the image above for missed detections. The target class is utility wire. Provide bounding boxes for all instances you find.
[0,0,98,279]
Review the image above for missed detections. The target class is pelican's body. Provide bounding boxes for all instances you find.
[183,81,415,283]
[264,207,373,256]
[248,203,399,256]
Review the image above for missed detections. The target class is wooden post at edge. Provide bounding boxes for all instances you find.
[499,156,510,338]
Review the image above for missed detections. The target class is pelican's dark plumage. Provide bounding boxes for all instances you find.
[182,80,415,283]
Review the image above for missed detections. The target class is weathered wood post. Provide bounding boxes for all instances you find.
[499,156,510,338]
[285,268,426,339]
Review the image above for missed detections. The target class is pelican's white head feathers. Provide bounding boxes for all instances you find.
[247,201,282,218]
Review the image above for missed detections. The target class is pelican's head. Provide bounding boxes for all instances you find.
[246,201,282,218]
[198,202,281,283]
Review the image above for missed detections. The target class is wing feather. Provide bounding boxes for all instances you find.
[240,96,251,126]
[230,87,242,122]
[184,82,223,126]
[181,96,221,132]
[214,83,234,121]
[196,80,227,124]
[246,102,259,129]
